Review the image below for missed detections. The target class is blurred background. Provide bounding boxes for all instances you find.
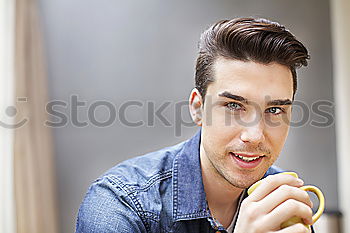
[1,0,349,233]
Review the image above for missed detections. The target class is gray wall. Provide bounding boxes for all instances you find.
[38,0,337,232]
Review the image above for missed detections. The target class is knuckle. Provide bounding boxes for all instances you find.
[307,206,313,217]
[285,199,305,213]
[300,202,311,214]
[285,198,297,208]
[262,175,275,185]
[293,188,309,202]
[301,190,310,200]
[245,204,259,219]
[240,200,260,220]
[266,173,282,183]
[279,184,291,193]
[299,203,309,214]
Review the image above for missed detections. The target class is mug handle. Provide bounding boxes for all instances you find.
[247,172,326,226]
[300,185,325,224]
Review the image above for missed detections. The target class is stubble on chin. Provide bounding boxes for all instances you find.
[213,157,274,189]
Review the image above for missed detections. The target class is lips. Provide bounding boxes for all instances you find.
[230,152,265,169]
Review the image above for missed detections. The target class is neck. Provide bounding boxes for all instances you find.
[200,144,244,228]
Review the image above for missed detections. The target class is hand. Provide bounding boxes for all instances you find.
[234,173,313,233]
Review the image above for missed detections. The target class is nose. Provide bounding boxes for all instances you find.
[239,120,265,144]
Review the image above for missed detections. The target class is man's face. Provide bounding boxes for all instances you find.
[199,58,293,189]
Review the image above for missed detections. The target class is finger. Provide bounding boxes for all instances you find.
[249,173,304,202]
[264,199,313,229]
[275,223,311,233]
[258,185,313,213]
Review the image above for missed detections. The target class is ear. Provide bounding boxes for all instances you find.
[189,88,203,126]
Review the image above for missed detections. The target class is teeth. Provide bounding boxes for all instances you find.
[234,153,261,162]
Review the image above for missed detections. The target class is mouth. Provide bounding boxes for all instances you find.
[230,152,266,169]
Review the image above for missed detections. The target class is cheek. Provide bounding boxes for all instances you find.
[203,104,242,128]
[202,107,240,152]
[265,122,290,152]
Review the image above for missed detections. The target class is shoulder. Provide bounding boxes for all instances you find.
[103,140,186,187]
[76,175,147,232]
[76,140,187,232]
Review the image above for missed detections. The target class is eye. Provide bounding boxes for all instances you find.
[265,107,284,115]
[225,102,244,111]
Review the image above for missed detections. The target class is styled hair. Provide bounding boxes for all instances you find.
[195,18,309,100]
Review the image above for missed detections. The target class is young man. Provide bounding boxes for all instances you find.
[76,18,314,233]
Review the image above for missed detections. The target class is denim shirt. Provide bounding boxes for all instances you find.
[76,129,313,233]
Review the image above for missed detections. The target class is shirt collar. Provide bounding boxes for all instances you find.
[172,128,210,221]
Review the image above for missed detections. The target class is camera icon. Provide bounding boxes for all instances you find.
[0,97,28,129]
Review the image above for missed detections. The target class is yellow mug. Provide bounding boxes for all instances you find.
[247,172,325,230]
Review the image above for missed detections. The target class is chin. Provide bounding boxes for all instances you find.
[230,178,257,189]
[225,170,267,189]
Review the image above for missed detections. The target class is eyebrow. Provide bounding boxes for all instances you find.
[267,99,292,106]
[218,91,249,104]
[218,91,292,106]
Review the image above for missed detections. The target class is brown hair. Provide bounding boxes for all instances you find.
[195,18,309,100]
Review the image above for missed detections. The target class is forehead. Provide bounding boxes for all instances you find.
[208,58,293,101]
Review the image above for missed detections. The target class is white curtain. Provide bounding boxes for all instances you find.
[0,0,60,232]
[13,0,60,232]
[0,0,16,232]
[331,0,350,233]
